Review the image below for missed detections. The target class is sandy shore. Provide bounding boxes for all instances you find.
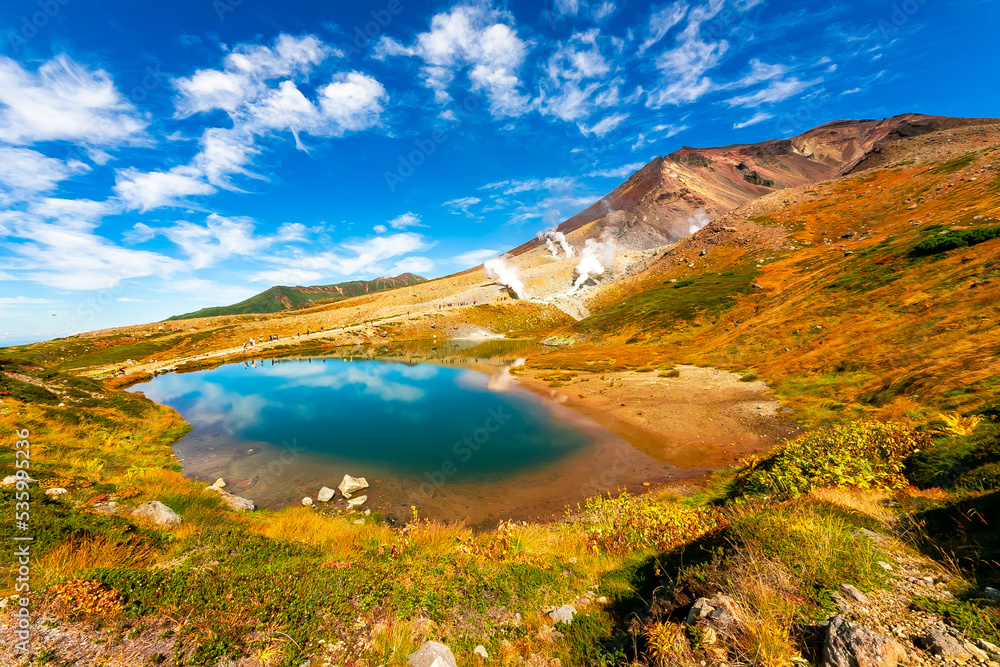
[515,364,803,469]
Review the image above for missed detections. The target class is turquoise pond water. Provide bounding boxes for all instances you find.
[131,355,680,525]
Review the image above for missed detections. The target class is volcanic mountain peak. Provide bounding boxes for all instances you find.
[526,114,998,253]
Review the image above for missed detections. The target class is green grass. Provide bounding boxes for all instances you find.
[910,225,1000,257]
[930,152,977,174]
[577,266,758,334]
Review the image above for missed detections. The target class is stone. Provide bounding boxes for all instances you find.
[408,640,457,667]
[686,598,714,625]
[839,584,870,605]
[130,501,182,528]
[706,607,734,627]
[821,616,906,667]
[965,642,990,662]
[701,626,717,645]
[918,629,972,662]
[211,478,226,489]
[45,487,68,496]
[985,587,1000,602]
[473,645,489,659]
[302,497,313,506]
[92,501,119,515]
[208,487,255,511]
[974,638,1000,657]
[707,594,737,613]
[346,495,367,508]
[338,474,369,499]
[317,486,336,503]
[548,605,577,625]
[1,475,35,487]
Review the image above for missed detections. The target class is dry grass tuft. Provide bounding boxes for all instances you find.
[250,508,395,560]
[36,536,158,588]
[809,487,896,524]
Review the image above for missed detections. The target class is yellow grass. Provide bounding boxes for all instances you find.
[32,536,158,590]
[249,507,395,560]
[724,556,801,667]
[809,487,896,524]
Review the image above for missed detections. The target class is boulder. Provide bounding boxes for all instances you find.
[302,497,313,506]
[130,501,182,528]
[45,487,68,496]
[347,495,368,508]
[338,474,369,498]
[686,598,714,625]
[473,645,489,659]
[317,486,336,503]
[839,583,870,605]
[821,616,906,667]
[985,587,1000,602]
[1,475,35,487]
[207,487,255,511]
[917,628,972,662]
[408,640,457,667]
[548,605,576,625]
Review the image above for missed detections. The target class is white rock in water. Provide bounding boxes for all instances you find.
[211,478,226,489]
[347,495,367,508]
[317,486,336,502]
[206,486,255,511]
[302,497,313,506]
[130,500,182,528]
[408,641,457,667]
[45,488,68,496]
[339,474,369,498]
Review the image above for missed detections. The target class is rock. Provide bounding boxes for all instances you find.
[974,638,1000,657]
[473,645,489,659]
[548,605,577,625]
[701,626,718,645]
[965,642,990,662]
[686,598,715,624]
[821,616,906,667]
[985,587,1000,602]
[211,478,226,489]
[346,495,368,508]
[1,475,35,487]
[707,594,736,613]
[92,501,119,515]
[302,497,313,506]
[45,487,68,496]
[317,486,336,503]
[839,584,870,605]
[706,607,734,627]
[207,487,255,511]
[408,640,457,667]
[918,628,972,662]
[130,501,182,528]
[338,474,369,499]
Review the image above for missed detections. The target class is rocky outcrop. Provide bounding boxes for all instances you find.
[408,640,457,667]
[821,616,906,667]
[130,501,182,528]
[207,479,255,510]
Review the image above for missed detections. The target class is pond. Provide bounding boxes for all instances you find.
[131,350,695,526]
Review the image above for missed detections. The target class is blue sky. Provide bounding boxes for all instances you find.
[0,0,996,344]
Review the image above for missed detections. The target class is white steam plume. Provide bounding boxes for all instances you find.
[484,256,525,299]
[569,227,617,295]
[537,229,574,258]
[687,208,712,235]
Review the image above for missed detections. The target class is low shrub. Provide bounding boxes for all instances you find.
[735,420,923,498]
[910,225,1000,257]
[580,492,719,555]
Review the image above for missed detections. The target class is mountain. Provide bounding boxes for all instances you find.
[510,114,998,255]
[166,273,426,320]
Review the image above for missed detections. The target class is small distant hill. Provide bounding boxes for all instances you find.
[166,273,426,321]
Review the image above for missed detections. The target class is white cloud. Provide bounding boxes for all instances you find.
[0,148,89,203]
[0,55,147,146]
[579,112,628,136]
[554,0,580,16]
[841,87,861,95]
[539,30,617,124]
[0,297,51,305]
[646,1,730,107]
[638,2,689,55]
[374,5,530,118]
[587,161,645,178]
[733,111,773,129]
[386,212,427,229]
[631,122,689,150]
[391,256,434,275]
[454,248,499,265]
[483,176,577,195]
[276,232,435,279]
[443,196,482,218]
[373,224,388,233]
[249,268,324,284]
[114,165,216,212]
[726,76,822,107]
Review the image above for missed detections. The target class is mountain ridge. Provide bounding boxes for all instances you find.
[166,273,426,321]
